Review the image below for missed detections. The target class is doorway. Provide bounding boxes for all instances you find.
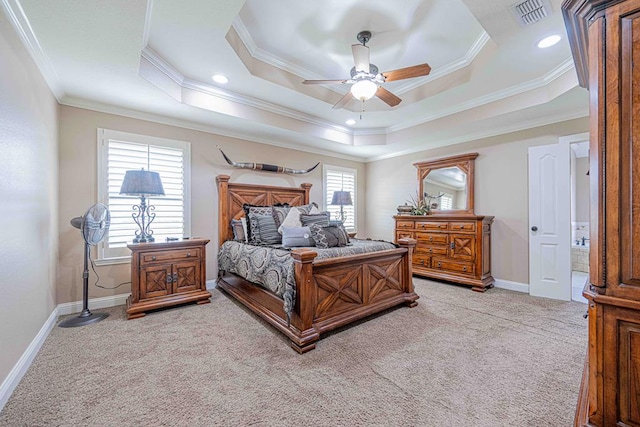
[528,132,590,302]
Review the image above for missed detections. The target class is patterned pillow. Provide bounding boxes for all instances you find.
[272,205,291,229]
[242,203,287,242]
[300,212,330,228]
[248,213,281,245]
[231,219,245,242]
[329,220,350,243]
[296,202,319,214]
[309,223,349,249]
[281,226,315,247]
[277,207,302,234]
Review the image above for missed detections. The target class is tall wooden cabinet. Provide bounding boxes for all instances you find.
[563,1,640,425]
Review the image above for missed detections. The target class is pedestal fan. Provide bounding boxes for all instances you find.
[59,203,111,328]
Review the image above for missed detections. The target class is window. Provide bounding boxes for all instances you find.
[97,129,191,263]
[323,165,356,231]
[439,193,453,210]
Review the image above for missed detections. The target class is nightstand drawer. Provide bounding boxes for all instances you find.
[140,248,201,265]
[415,232,447,245]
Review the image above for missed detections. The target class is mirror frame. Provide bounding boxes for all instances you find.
[414,152,478,215]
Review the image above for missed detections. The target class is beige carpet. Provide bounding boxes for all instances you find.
[0,278,587,426]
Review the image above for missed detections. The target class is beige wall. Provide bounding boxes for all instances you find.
[0,15,59,390]
[58,106,366,303]
[365,117,589,285]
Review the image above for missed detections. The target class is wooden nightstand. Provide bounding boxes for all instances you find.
[126,239,211,319]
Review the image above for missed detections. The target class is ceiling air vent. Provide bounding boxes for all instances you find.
[511,0,552,26]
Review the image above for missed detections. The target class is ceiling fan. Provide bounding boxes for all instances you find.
[303,30,432,110]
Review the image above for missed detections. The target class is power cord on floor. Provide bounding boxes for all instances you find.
[90,256,131,290]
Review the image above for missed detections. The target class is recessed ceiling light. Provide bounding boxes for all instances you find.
[537,35,561,48]
[345,119,356,126]
[212,74,229,84]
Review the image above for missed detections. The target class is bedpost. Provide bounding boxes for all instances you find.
[216,175,231,247]
[397,237,417,306]
[290,248,320,353]
[301,182,312,204]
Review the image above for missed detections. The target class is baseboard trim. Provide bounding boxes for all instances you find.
[0,307,58,412]
[56,293,130,316]
[494,278,529,293]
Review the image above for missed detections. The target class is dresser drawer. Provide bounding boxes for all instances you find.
[416,221,448,231]
[140,248,201,265]
[412,254,430,268]
[396,231,414,241]
[432,258,475,275]
[415,245,448,256]
[415,232,448,245]
[449,222,476,232]
[396,220,415,229]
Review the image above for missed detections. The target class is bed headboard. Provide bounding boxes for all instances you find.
[216,175,312,246]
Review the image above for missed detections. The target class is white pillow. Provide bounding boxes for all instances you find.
[277,207,302,234]
[240,217,248,242]
[309,204,321,214]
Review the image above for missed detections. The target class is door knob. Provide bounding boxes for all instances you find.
[531,226,538,232]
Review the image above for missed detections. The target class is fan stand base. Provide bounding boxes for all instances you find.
[58,310,109,328]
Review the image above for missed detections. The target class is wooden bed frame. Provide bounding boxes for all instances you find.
[216,175,418,353]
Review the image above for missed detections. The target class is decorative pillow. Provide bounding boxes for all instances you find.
[277,206,302,233]
[248,213,281,245]
[329,220,350,243]
[242,203,287,242]
[231,219,245,242]
[272,205,291,229]
[240,217,248,242]
[296,202,319,215]
[309,223,349,249]
[281,226,315,247]
[300,211,331,228]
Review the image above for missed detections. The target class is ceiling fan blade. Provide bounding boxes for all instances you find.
[303,79,348,85]
[351,44,370,74]
[332,91,353,110]
[376,87,402,107]
[381,63,431,82]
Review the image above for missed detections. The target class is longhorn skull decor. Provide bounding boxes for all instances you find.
[218,147,319,175]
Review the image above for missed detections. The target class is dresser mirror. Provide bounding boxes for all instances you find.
[414,153,478,215]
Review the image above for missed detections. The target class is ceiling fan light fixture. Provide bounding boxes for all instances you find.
[350,80,378,101]
[537,34,561,48]
[345,119,356,125]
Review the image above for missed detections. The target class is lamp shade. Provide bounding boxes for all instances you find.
[350,80,378,101]
[119,170,165,196]
[331,190,353,206]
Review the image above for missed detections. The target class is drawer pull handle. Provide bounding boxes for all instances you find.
[420,260,424,265]
[429,237,433,242]
[152,256,156,261]
[167,274,173,283]
[450,242,455,249]
[429,249,432,253]
[173,273,178,282]
[437,262,441,267]
[463,266,467,272]
[186,253,191,257]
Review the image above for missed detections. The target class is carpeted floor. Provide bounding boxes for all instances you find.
[0,278,587,426]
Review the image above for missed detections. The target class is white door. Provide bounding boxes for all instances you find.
[528,143,571,300]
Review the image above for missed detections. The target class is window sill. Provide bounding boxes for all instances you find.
[94,256,131,267]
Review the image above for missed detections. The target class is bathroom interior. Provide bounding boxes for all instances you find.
[570,141,590,304]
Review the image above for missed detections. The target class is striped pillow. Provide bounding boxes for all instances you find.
[250,213,281,245]
[300,212,330,228]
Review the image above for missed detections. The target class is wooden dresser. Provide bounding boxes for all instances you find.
[126,239,211,319]
[564,1,640,425]
[394,215,494,292]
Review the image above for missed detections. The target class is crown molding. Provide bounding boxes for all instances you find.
[59,97,367,163]
[366,107,589,162]
[1,0,64,101]
[140,47,353,137]
[141,0,154,47]
[388,58,577,133]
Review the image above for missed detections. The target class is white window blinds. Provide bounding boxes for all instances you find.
[323,166,356,231]
[97,129,191,262]
[439,193,453,210]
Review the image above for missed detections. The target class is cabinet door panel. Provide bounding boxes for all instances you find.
[449,234,476,260]
[172,260,201,293]
[140,264,172,299]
